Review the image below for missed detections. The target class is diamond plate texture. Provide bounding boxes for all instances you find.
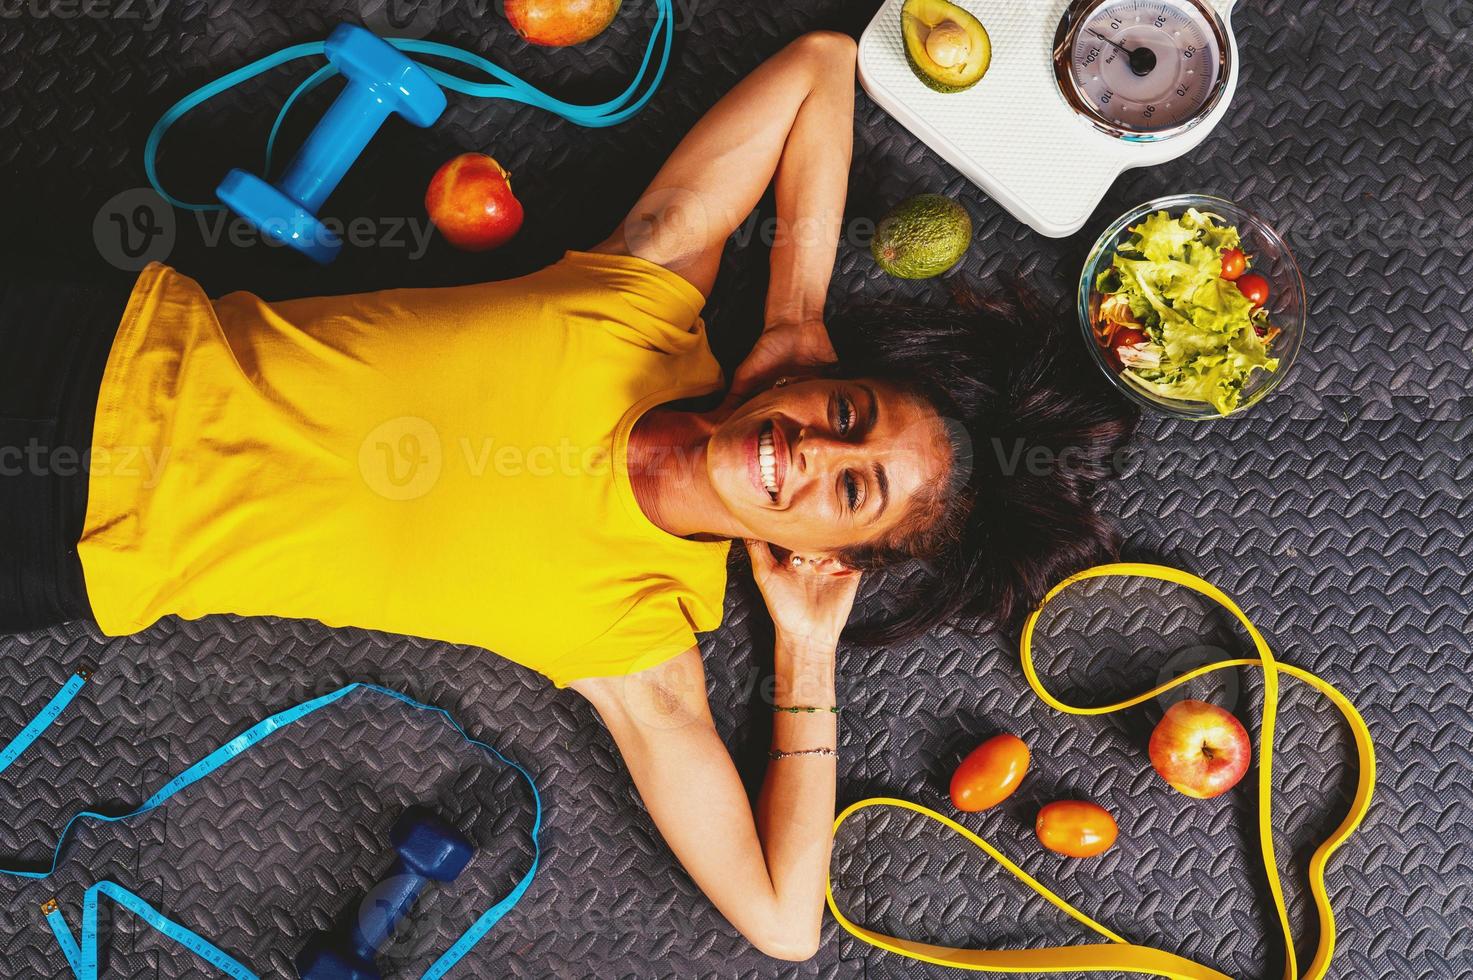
[2,0,1472,978]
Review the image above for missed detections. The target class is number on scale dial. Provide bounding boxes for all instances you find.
[1067,0,1224,137]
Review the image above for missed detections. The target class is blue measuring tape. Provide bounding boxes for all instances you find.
[0,668,89,776]
[145,0,675,212]
[2,674,541,979]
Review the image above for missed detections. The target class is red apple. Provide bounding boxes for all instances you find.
[1149,699,1252,799]
[505,0,621,47]
[425,153,524,252]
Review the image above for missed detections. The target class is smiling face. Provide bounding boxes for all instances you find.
[706,378,953,556]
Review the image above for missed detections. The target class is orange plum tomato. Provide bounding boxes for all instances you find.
[1035,800,1118,858]
[949,734,1029,812]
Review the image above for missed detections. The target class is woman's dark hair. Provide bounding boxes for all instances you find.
[827,282,1139,645]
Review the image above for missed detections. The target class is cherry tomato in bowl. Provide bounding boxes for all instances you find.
[1220,248,1247,281]
[1113,327,1147,349]
[1236,272,1271,308]
[1035,800,1118,858]
[949,734,1029,812]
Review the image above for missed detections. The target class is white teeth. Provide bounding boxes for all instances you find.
[758,428,779,496]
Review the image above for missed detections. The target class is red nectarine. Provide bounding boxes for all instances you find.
[425,153,524,253]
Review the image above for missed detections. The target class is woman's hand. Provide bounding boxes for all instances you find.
[744,539,861,650]
[729,320,839,403]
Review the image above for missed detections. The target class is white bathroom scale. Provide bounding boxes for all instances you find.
[858,0,1242,237]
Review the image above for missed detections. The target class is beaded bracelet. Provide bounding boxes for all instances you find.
[768,747,838,760]
[772,704,840,714]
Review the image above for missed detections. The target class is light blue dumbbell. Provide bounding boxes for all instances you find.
[217,23,447,264]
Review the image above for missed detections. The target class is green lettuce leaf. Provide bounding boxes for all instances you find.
[1099,209,1276,415]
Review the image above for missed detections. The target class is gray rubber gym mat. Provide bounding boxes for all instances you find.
[2,0,1470,977]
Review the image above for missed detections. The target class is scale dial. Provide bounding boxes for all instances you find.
[1054,0,1231,141]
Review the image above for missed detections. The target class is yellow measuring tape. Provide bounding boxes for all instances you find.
[826,563,1376,979]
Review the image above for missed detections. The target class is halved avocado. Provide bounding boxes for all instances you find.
[901,0,992,94]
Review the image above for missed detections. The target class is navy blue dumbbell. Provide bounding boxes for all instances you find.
[217,23,447,265]
[296,808,475,980]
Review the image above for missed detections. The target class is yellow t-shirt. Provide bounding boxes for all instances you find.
[79,252,731,687]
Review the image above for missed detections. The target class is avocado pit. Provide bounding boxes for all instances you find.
[925,21,970,68]
[901,0,993,94]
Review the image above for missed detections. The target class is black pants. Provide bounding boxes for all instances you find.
[0,279,131,632]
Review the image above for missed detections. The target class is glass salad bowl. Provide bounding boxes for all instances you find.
[1078,194,1307,419]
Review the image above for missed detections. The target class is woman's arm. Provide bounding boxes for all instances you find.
[572,641,835,959]
[571,545,860,960]
[593,31,856,391]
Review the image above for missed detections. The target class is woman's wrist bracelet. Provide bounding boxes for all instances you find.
[772,704,840,714]
[768,746,838,760]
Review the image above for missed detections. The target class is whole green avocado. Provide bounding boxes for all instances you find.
[871,194,973,279]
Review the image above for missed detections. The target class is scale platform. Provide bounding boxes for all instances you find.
[858,0,1241,237]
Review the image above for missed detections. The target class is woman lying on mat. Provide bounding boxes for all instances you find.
[0,33,1134,958]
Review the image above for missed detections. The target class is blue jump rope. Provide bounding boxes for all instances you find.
[4,4,674,974]
[2,672,541,979]
[148,0,675,262]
